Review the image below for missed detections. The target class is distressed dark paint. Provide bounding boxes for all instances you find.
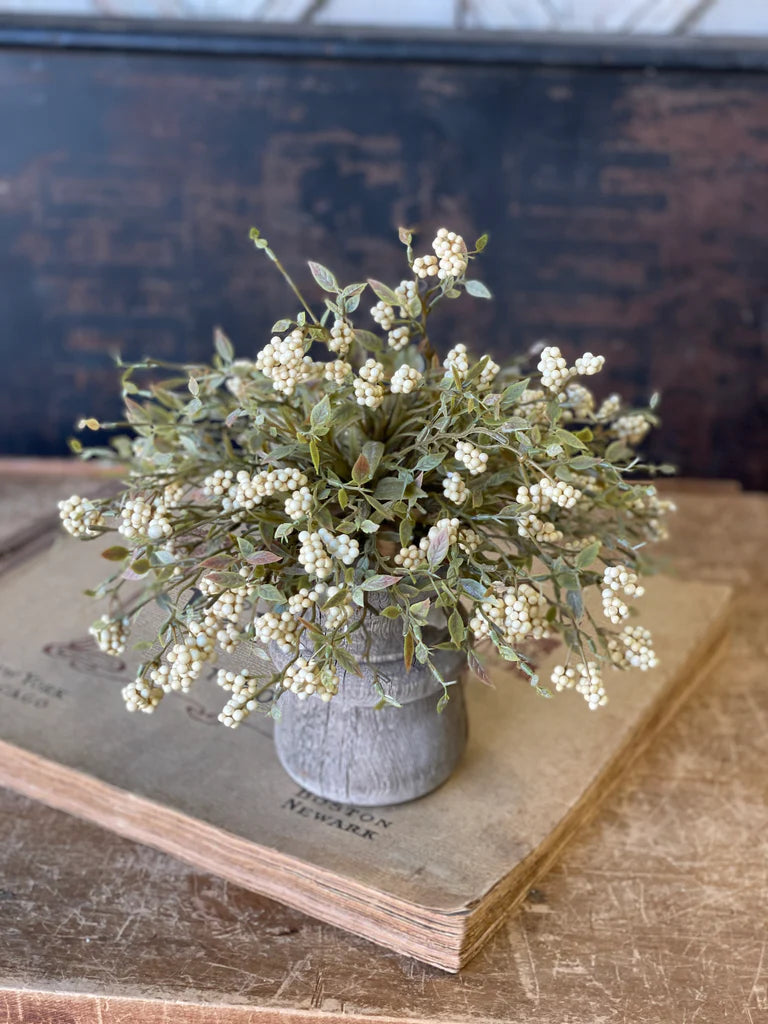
[0,38,767,485]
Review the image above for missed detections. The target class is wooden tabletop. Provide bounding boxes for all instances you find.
[1,465,767,1024]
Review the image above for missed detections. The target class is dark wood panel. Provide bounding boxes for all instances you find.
[1,27,767,486]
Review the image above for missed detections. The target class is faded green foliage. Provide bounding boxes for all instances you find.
[60,225,674,723]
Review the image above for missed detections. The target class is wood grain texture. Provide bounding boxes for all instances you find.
[1,33,768,487]
[0,469,766,1020]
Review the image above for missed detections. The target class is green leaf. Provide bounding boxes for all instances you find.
[361,440,384,478]
[437,691,450,713]
[214,328,234,363]
[256,584,285,603]
[415,452,445,473]
[237,536,255,558]
[101,545,130,562]
[335,647,363,677]
[575,540,601,569]
[605,440,631,462]
[448,609,465,644]
[403,631,414,673]
[308,261,339,293]
[474,233,489,252]
[310,395,332,433]
[380,605,401,619]
[500,379,530,408]
[468,649,492,686]
[360,574,399,591]
[271,318,292,333]
[460,577,487,600]
[409,598,431,624]
[570,455,599,471]
[374,476,406,501]
[309,439,320,473]
[360,519,380,534]
[464,279,492,299]
[367,278,399,305]
[566,589,584,619]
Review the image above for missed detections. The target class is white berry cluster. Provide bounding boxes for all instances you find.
[560,382,595,420]
[395,516,462,570]
[514,388,549,425]
[459,527,481,554]
[601,565,645,624]
[370,301,395,331]
[455,440,489,475]
[203,468,234,500]
[539,477,582,509]
[324,359,352,385]
[478,357,500,390]
[353,359,385,408]
[444,343,470,380]
[425,516,460,548]
[163,619,216,692]
[198,572,253,632]
[217,669,261,728]
[608,625,658,671]
[255,329,313,396]
[228,467,308,513]
[412,253,438,278]
[613,414,650,446]
[551,661,607,709]
[279,657,338,701]
[469,583,550,645]
[517,513,563,545]
[297,531,333,580]
[161,481,185,508]
[629,487,676,541]
[122,672,164,714]
[387,326,410,351]
[318,584,355,632]
[58,495,105,538]
[394,544,423,570]
[537,346,572,392]
[390,364,423,394]
[432,228,468,280]
[538,345,605,393]
[328,319,353,356]
[443,471,468,505]
[596,394,621,422]
[573,352,605,376]
[284,486,313,521]
[119,496,174,542]
[89,616,129,656]
[394,279,417,315]
[317,527,360,566]
[254,609,300,651]
[516,481,550,513]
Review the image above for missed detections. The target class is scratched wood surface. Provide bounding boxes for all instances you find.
[0,470,767,1021]
[1,28,768,488]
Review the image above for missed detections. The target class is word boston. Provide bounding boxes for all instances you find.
[281,787,394,840]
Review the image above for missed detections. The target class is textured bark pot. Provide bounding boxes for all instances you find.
[271,610,468,807]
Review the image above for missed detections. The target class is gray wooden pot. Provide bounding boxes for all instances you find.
[270,603,468,806]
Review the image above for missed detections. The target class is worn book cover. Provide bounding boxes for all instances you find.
[0,535,731,970]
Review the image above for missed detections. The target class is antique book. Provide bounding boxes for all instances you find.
[0,534,731,971]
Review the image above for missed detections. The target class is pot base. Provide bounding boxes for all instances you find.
[274,683,468,806]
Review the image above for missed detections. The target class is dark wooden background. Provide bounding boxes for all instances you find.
[1,20,767,487]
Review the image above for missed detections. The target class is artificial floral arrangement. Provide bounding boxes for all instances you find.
[58,225,674,737]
